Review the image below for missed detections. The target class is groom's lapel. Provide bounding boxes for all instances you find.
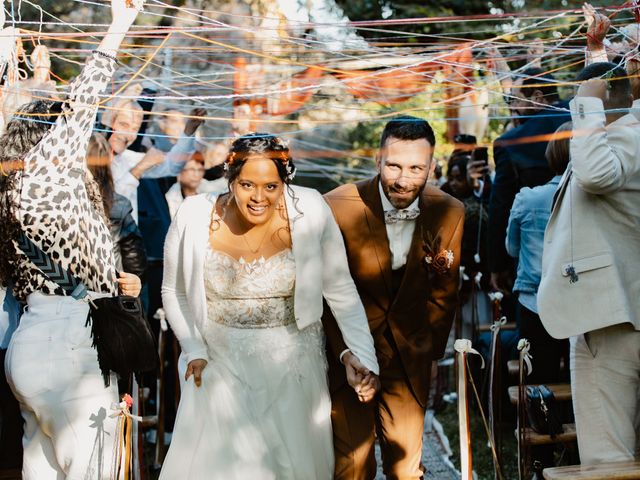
[358,177,393,299]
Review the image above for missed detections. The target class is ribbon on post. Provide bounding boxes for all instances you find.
[516,339,532,480]
[110,394,142,480]
[517,339,533,377]
[488,316,507,480]
[488,291,504,325]
[454,339,484,480]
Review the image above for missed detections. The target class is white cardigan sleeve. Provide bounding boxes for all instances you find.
[161,212,208,363]
[319,198,379,375]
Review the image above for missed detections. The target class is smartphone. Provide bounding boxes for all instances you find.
[471,147,488,165]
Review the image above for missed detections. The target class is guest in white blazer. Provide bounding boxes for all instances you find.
[538,62,640,465]
[160,133,379,479]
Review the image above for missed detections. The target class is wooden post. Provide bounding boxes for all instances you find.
[489,317,507,480]
[455,339,484,480]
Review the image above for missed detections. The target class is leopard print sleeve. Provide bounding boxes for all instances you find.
[25,52,117,175]
[14,52,120,302]
[65,52,117,128]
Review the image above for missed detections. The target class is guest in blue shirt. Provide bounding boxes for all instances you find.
[506,121,572,384]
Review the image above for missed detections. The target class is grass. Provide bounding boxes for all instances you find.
[437,398,519,480]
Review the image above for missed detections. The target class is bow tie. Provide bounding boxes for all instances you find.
[384,208,420,224]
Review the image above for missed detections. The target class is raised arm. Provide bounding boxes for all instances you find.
[69,0,143,122]
[25,0,143,173]
[583,3,610,65]
[486,47,513,96]
[570,83,639,194]
[129,108,207,179]
[99,0,143,53]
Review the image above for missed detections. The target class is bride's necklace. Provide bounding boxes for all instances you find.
[241,213,275,254]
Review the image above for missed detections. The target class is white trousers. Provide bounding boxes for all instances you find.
[570,323,640,465]
[5,292,119,480]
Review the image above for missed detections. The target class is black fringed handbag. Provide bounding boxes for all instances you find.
[18,232,158,386]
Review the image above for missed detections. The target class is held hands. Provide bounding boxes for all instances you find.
[110,0,144,29]
[117,272,142,297]
[343,351,380,403]
[184,108,208,137]
[186,359,208,387]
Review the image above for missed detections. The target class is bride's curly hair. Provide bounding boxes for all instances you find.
[225,132,296,185]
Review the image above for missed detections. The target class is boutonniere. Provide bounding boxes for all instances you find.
[422,229,454,274]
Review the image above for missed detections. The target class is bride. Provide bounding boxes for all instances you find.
[160,133,379,479]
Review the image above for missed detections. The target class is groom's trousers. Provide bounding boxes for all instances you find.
[330,327,427,480]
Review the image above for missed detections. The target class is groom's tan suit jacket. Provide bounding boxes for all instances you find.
[323,176,464,407]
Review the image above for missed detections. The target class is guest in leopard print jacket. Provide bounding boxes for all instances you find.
[0,1,144,478]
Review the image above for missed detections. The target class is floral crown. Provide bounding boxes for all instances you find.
[223,148,296,181]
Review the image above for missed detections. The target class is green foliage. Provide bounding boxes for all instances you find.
[336,0,509,39]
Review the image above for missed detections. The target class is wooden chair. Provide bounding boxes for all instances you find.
[508,358,567,383]
[543,459,640,479]
[508,383,572,405]
[478,322,517,333]
[515,342,576,479]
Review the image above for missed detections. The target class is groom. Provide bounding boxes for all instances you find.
[323,116,464,479]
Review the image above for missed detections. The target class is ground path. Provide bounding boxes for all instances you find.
[375,410,459,480]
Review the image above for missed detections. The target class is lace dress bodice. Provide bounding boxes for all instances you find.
[201,246,324,367]
[204,248,296,329]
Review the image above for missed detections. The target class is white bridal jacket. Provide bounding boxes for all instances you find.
[162,185,380,374]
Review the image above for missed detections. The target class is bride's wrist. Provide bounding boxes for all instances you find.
[339,349,352,365]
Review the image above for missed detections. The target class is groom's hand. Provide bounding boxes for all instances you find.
[186,359,208,387]
[355,373,380,403]
[343,352,380,403]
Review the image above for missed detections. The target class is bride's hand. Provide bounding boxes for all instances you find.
[186,359,208,387]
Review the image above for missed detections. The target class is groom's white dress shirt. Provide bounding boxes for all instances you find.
[379,182,420,270]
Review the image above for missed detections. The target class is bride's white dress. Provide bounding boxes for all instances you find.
[160,248,334,480]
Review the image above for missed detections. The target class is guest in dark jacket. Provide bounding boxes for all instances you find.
[443,156,492,337]
[489,68,570,293]
[87,133,147,282]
